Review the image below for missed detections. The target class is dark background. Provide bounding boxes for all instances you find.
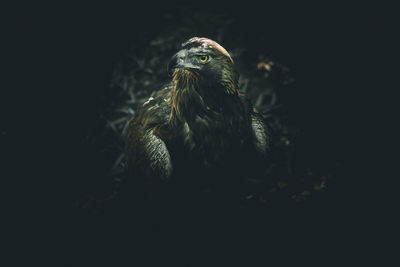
[3,2,397,266]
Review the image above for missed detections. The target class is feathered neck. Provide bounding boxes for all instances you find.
[168,68,240,124]
[168,69,204,123]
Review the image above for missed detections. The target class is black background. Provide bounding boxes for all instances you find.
[3,2,398,266]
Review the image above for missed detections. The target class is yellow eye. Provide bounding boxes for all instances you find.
[199,55,209,63]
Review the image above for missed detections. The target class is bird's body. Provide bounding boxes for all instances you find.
[125,38,270,205]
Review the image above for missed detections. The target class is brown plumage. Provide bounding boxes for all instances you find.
[125,37,271,205]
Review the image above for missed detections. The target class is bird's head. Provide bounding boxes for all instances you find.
[167,37,238,95]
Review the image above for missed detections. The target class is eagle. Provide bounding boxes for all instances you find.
[125,37,271,207]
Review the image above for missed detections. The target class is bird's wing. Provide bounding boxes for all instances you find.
[141,129,173,180]
[125,120,173,201]
[125,121,173,182]
[250,113,271,156]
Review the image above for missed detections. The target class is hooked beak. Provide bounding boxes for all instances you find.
[167,52,200,77]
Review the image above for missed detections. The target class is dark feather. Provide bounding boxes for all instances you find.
[125,37,271,205]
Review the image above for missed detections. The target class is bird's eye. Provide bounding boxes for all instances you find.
[199,55,209,63]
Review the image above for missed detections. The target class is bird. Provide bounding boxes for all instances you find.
[124,37,271,207]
